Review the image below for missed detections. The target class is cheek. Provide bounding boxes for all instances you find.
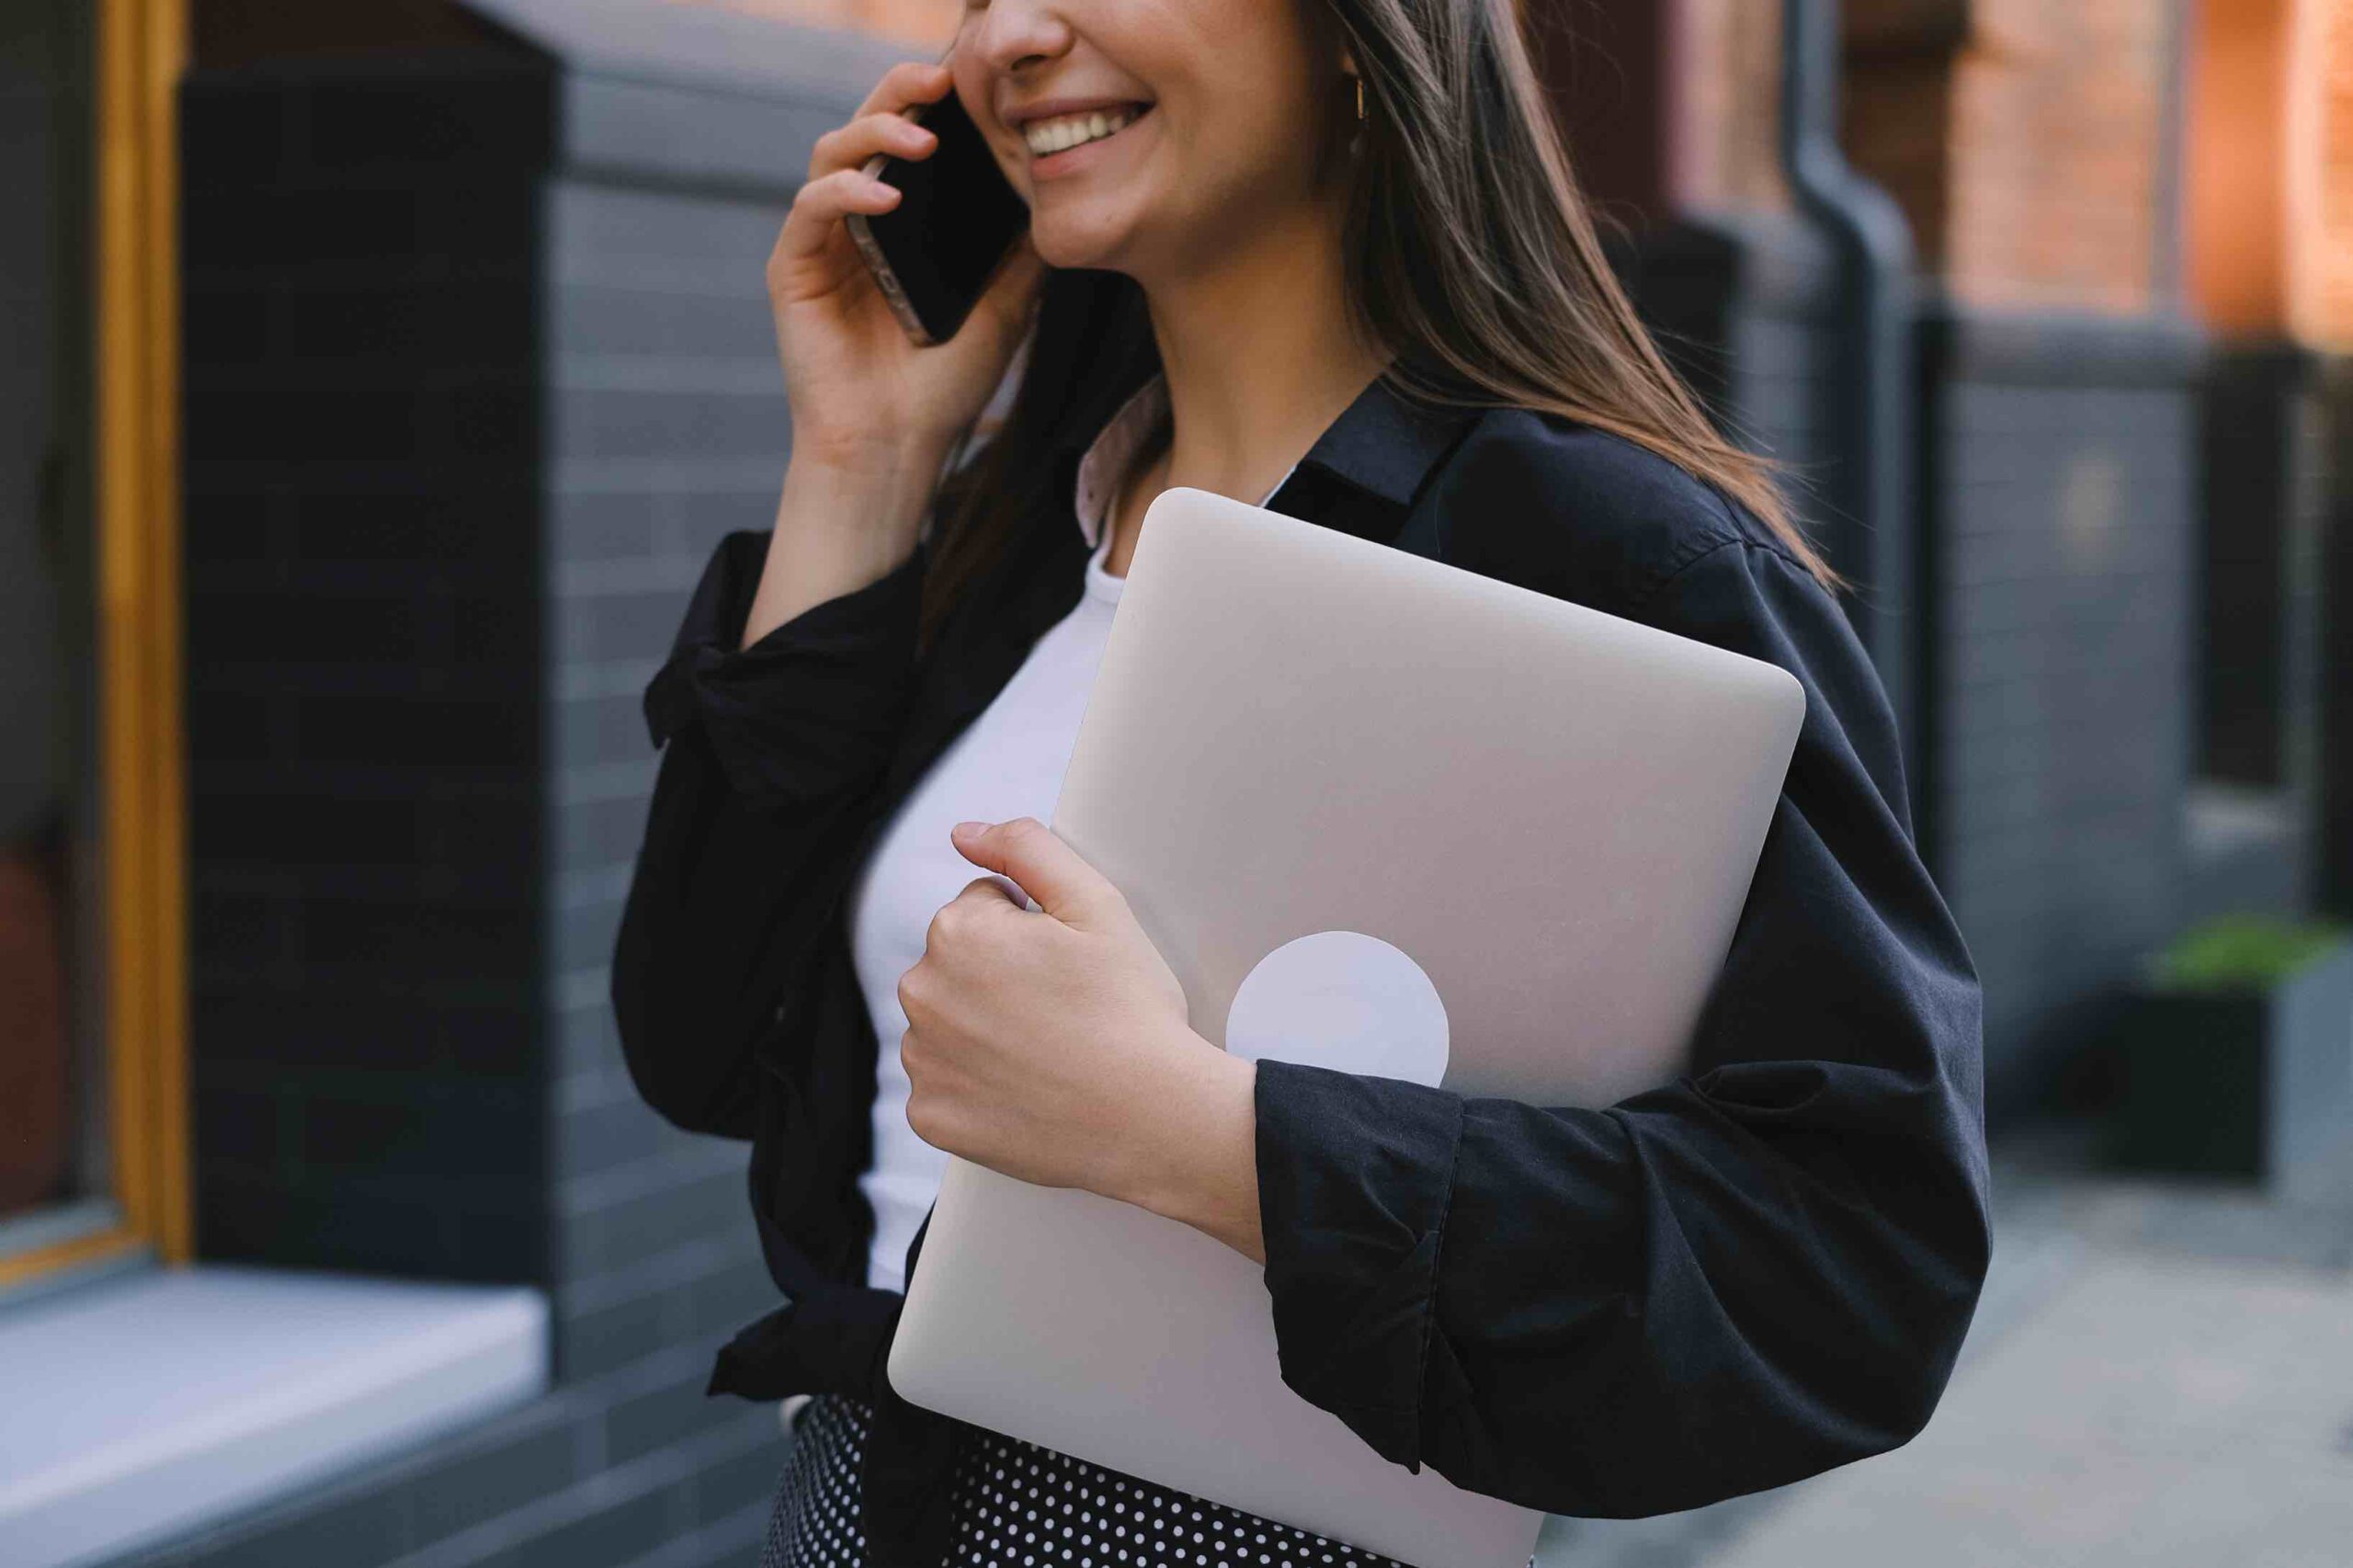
[1154,0,1324,139]
[1158,74,1325,213]
[1111,2,1304,193]
[1227,99,1307,179]
[950,67,1023,199]
[1154,100,1312,230]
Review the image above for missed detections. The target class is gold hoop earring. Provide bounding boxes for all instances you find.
[1355,74,1366,122]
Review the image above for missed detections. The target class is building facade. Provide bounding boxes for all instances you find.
[0,2,2345,1566]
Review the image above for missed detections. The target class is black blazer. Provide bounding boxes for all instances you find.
[611,367,1992,1563]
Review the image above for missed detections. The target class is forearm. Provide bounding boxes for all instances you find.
[620,520,934,1132]
[1249,1059,1989,1515]
[745,443,951,649]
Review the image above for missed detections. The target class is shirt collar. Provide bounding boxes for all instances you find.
[1071,373,1174,551]
[1063,358,1481,551]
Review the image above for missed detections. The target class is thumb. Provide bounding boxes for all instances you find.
[949,816,1119,928]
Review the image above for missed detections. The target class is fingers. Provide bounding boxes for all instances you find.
[950,818,1113,926]
[772,168,902,272]
[778,60,956,277]
[807,108,939,185]
[853,58,954,123]
[950,872,1028,915]
[917,878,1020,965]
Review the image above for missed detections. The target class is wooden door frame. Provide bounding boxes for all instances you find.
[0,0,191,1290]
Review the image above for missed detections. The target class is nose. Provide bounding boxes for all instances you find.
[965,0,1073,80]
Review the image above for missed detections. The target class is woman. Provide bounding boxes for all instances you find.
[612,1,1993,1565]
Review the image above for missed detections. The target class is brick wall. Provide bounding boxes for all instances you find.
[2181,0,2353,349]
[1584,0,2229,1111]
[1680,0,1789,214]
[667,0,955,49]
[1611,211,1842,499]
[537,150,813,1392]
[1847,0,2179,314]
[1827,0,2223,1099]
[0,0,85,847]
[2188,0,2294,335]
[2322,362,2353,915]
[1841,0,1964,278]
[2195,347,2331,792]
[2292,0,2353,347]
[136,22,908,1567]
[1945,0,2177,312]
[181,49,559,1287]
[1543,0,1790,229]
[1916,312,2205,1107]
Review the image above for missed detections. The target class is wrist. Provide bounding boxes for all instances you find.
[775,445,949,569]
[790,426,955,491]
[1109,1029,1266,1266]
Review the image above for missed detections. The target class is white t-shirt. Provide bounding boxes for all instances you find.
[845,373,1296,1292]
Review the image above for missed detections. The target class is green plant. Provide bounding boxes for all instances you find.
[2143,913,2353,993]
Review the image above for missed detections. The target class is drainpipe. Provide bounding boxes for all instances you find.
[1779,0,1925,829]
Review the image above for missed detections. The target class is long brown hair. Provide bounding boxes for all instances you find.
[915,0,1841,657]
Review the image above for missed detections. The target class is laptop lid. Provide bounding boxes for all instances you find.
[891,486,1803,1567]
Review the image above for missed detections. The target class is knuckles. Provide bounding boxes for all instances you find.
[927,881,1015,949]
[996,816,1050,848]
[925,898,977,952]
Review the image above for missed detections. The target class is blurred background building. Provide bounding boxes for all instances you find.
[0,2,2347,1566]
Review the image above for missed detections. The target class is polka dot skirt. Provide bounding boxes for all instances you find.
[759,1393,1448,1568]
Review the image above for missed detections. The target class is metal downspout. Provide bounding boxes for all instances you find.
[1779,0,1927,832]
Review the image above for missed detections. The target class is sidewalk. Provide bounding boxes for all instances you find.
[1536,1133,2353,1568]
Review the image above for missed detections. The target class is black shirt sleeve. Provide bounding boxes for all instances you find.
[610,528,928,1138]
[1250,535,1992,1517]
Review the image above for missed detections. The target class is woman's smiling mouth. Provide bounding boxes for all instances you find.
[1020,103,1154,169]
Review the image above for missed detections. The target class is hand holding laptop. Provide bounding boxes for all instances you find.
[889,814,1265,1262]
[891,487,1804,1568]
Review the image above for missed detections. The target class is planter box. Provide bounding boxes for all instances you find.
[2107,941,2353,1204]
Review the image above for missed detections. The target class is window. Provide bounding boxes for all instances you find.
[0,0,190,1293]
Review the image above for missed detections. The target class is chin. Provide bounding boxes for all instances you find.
[1028,206,1144,275]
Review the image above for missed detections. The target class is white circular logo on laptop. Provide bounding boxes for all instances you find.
[1223,930,1449,1087]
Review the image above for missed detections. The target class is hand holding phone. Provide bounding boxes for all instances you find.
[767,54,1043,473]
[847,60,1033,347]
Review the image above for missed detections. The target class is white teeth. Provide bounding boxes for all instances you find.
[1025,105,1141,156]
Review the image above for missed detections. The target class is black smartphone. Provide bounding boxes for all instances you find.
[846,73,1031,347]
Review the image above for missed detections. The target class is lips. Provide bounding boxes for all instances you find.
[1013,99,1155,162]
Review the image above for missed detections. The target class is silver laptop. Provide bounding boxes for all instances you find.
[890,486,1804,1568]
